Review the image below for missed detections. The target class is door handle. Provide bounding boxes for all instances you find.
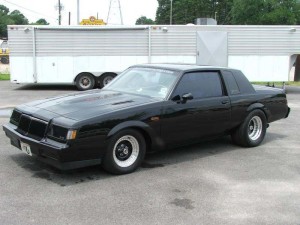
[221,100,229,104]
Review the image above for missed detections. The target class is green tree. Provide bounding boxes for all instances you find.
[0,5,9,14]
[231,0,298,25]
[0,5,13,37]
[31,18,49,25]
[9,10,28,25]
[135,16,155,25]
[0,5,29,38]
[156,0,233,25]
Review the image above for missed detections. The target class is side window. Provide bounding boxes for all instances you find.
[232,70,255,94]
[222,70,240,95]
[172,71,223,99]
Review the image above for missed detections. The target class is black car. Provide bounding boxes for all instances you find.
[3,64,290,174]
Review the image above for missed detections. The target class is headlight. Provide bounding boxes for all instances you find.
[47,124,77,142]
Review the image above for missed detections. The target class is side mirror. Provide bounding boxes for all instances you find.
[181,93,193,103]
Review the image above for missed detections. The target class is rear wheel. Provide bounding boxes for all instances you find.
[231,109,267,147]
[99,73,116,88]
[75,73,95,91]
[102,129,146,174]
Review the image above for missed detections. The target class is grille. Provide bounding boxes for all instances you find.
[16,114,48,141]
[10,110,22,126]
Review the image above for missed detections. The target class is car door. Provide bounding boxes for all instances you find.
[161,70,231,148]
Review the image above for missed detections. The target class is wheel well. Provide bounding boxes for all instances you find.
[120,127,152,152]
[247,103,269,121]
[74,72,95,83]
[250,108,268,121]
[133,127,152,152]
[230,107,268,134]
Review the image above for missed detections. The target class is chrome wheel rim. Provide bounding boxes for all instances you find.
[103,76,114,86]
[79,76,91,89]
[248,116,262,141]
[113,135,139,168]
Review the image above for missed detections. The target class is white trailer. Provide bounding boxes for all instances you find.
[8,25,300,90]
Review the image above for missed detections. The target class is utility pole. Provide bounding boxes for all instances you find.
[170,0,173,25]
[58,0,61,25]
[77,0,80,25]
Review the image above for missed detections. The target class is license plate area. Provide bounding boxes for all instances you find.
[20,142,32,156]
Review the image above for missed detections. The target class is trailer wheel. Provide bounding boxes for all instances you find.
[75,73,95,91]
[99,73,117,88]
[1,56,9,64]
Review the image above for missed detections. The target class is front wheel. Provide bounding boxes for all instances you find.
[102,129,146,174]
[231,110,267,147]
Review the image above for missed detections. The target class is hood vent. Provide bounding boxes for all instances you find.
[112,100,134,105]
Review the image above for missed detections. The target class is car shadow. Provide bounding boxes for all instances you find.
[263,132,287,144]
[9,133,286,187]
[14,84,78,91]
[285,86,300,94]
[9,136,236,186]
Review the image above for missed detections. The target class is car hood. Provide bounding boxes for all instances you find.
[20,89,159,121]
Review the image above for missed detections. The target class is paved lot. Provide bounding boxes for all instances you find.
[0,81,299,225]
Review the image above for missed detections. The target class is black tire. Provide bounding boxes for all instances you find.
[231,109,267,147]
[75,73,95,91]
[99,73,116,88]
[1,56,9,64]
[102,129,146,175]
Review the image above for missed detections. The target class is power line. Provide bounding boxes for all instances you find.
[3,0,57,20]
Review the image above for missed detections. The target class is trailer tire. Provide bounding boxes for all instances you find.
[99,73,117,88]
[75,73,95,91]
[1,56,9,64]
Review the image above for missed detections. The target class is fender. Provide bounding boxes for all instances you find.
[246,103,270,120]
[107,120,165,151]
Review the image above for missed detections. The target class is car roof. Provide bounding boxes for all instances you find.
[132,63,233,72]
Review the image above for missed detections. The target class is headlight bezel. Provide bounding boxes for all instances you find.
[47,124,77,142]
[10,109,22,126]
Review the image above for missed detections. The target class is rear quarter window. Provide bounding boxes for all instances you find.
[222,70,240,95]
[232,70,255,94]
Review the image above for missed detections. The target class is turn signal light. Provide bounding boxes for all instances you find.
[66,130,77,140]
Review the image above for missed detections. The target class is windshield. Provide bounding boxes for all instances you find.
[104,67,179,99]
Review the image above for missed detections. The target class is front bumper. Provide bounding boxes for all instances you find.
[3,123,101,170]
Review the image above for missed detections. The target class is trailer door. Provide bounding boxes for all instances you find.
[36,57,58,83]
[196,31,228,67]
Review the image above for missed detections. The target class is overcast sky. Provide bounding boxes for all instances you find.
[0,0,158,25]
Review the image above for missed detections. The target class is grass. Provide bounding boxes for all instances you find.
[252,81,300,87]
[0,73,10,80]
